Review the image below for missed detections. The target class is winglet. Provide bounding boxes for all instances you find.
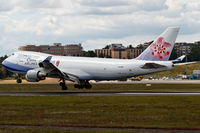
[43,56,52,63]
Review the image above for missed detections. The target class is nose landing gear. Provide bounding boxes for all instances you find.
[17,79,22,83]
[16,74,22,84]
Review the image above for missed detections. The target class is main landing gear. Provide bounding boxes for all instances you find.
[74,80,92,89]
[16,74,22,84]
[59,79,67,90]
[59,80,92,90]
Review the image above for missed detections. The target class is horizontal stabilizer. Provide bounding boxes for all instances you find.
[174,62,196,66]
[141,63,166,69]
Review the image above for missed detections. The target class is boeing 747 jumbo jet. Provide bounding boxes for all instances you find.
[2,27,183,90]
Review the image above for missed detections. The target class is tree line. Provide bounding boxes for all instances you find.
[0,55,13,79]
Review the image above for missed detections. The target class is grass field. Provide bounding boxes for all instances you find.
[0,83,200,92]
[0,128,134,133]
[1,84,200,132]
[0,96,200,130]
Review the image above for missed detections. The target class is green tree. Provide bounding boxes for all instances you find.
[127,45,133,49]
[188,47,200,61]
[105,55,111,58]
[0,67,7,78]
[83,51,97,57]
[169,48,178,60]
[0,55,13,79]
[137,44,144,49]
[104,45,110,49]
[98,53,104,58]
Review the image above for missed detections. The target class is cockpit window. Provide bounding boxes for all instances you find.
[8,53,14,57]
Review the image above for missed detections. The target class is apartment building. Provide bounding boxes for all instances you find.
[95,43,146,59]
[18,43,83,56]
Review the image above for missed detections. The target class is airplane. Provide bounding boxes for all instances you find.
[2,27,184,90]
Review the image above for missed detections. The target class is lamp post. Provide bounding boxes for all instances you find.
[185,46,189,76]
[185,54,188,76]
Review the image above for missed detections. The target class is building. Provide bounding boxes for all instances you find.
[63,44,83,56]
[95,40,200,59]
[126,48,144,59]
[18,43,83,56]
[95,43,146,59]
[174,42,191,56]
[174,41,200,56]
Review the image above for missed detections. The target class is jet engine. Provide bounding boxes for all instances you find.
[25,69,47,82]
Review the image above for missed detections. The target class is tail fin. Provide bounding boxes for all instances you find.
[136,27,180,61]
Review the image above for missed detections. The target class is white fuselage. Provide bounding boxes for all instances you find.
[3,51,173,80]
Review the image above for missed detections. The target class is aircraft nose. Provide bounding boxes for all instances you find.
[2,59,7,68]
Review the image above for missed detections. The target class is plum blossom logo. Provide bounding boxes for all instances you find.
[150,37,171,59]
[56,60,60,67]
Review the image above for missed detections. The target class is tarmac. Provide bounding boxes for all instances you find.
[1,91,200,96]
[0,79,200,84]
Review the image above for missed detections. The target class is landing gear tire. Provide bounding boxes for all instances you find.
[85,81,92,89]
[62,86,67,90]
[74,80,92,89]
[16,74,22,84]
[16,79,22,84]
[59,82,67,90]
[74,84,84,89]
[74,84,79,88]
[79,85,84,89]
[85,84,92,89]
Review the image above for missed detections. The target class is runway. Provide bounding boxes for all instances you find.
[1,91,200,96]
[1,79,200,84]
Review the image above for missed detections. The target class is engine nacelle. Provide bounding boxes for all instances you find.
[25,69,47,82]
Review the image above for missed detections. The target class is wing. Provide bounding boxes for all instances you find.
[141,63,167,69]
[39,56,80,82]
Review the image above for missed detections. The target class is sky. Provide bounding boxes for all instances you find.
[0,0,200,56]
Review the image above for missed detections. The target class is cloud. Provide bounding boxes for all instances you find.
[0,0,18,12]
[0,0,200,56]
[74,0,168,15]
[82,34,156,51]
[76,0,131,7]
